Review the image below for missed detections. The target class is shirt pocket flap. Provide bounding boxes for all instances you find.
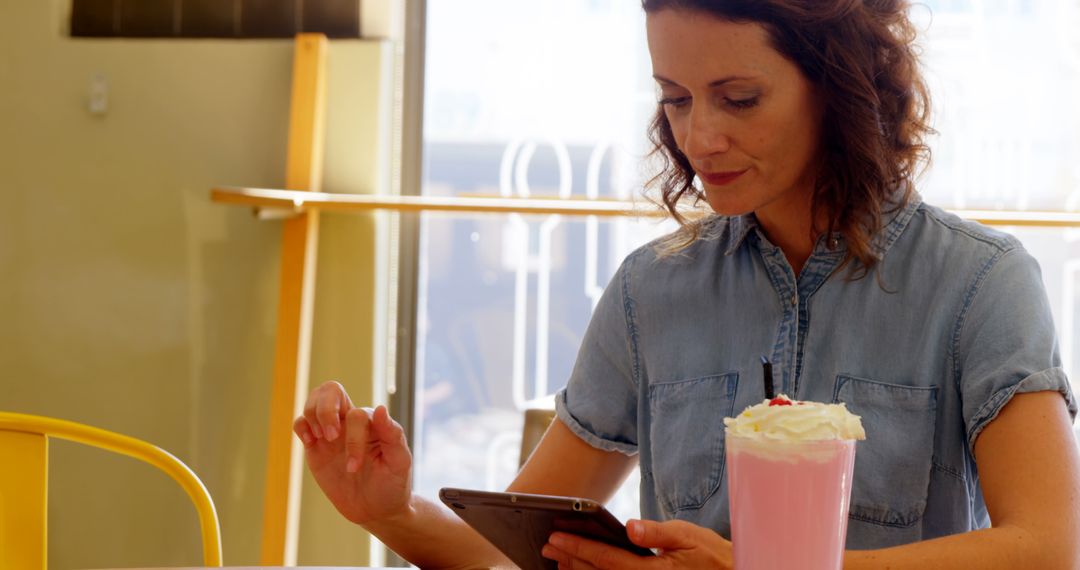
[834,375,938,536]
[648,372,739,514]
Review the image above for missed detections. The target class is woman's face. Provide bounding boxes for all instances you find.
[646,9,823,223]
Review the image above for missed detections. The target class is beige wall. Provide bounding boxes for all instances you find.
[0,0,391,567]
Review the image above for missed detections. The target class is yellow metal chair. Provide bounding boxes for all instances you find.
[0,412,223,568]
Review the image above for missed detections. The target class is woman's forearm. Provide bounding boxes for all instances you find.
[845,525,1067,570]
[363,494,512,569]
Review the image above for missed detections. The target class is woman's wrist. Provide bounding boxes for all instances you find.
[356,492,418,532]
[360,493,511,569]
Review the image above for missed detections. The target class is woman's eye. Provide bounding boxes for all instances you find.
[659,96,691,109]
[726,96,759,110]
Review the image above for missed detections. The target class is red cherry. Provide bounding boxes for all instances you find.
[768,398,793,407]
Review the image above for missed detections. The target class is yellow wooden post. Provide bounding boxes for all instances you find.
[260,33,328,565]
[0,430,48,570]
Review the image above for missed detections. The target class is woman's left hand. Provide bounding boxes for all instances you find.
[541,518,733,569]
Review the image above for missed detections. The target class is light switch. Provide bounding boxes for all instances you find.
[88,73,108,115]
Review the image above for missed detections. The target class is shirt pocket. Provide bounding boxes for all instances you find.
[833,375,938,546]
[648,372,739,514]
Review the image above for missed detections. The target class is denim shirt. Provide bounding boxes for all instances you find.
[555,195,1077,549]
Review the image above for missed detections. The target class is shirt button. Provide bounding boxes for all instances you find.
[791,294,797,306]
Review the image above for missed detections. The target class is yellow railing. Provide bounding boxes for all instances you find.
[211,186,1080,227]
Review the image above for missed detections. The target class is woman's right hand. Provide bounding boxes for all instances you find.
[293,381,413,526]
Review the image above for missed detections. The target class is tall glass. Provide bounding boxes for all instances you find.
[726,435,857,570]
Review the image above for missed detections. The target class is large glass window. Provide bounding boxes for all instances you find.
[409,0,1080,522]
[413,1,658,521]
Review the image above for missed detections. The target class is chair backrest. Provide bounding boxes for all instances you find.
[0,412,222,568]
[519,408,557,468]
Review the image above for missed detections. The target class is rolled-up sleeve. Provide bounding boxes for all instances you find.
[957,247,1077,449]
[555,255,640,456]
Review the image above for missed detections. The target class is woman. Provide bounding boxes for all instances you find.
[294,1,1080,568]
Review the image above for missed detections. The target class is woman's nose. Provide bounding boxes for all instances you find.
[681,106,732,160]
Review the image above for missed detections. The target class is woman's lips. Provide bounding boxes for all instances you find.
[699,169,748,186]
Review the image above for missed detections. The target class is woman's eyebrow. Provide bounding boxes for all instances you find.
[653,74,757,87]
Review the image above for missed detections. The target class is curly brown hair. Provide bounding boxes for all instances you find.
[642,0,932,274]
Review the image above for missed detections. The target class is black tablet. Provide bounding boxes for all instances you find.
[439,487,654,570]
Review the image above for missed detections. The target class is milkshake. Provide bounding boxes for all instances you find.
[724,395,866,570]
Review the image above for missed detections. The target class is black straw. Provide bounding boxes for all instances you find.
[760,356,775,400]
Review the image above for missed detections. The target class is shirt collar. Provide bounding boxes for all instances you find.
[870,190,922,260]
[722,214,759,256]
[718,189,923,258]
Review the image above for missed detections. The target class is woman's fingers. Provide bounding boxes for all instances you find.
[339,406,412,475]
[315,386,344,441]
[302,397,324,440]
[300,381,352,441]
[344,407,375,473]
[372,405,412,473]
[544,534,631,570]
[627,519,697,550]
[296,383,410,476]
[293,415,316,447]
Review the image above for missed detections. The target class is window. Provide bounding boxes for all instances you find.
[406,1,1080,523]
[410,0,657,521]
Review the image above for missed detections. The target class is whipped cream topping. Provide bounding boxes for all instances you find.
[723,394,866,442]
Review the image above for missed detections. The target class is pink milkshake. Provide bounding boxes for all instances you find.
[724,395,865,570]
